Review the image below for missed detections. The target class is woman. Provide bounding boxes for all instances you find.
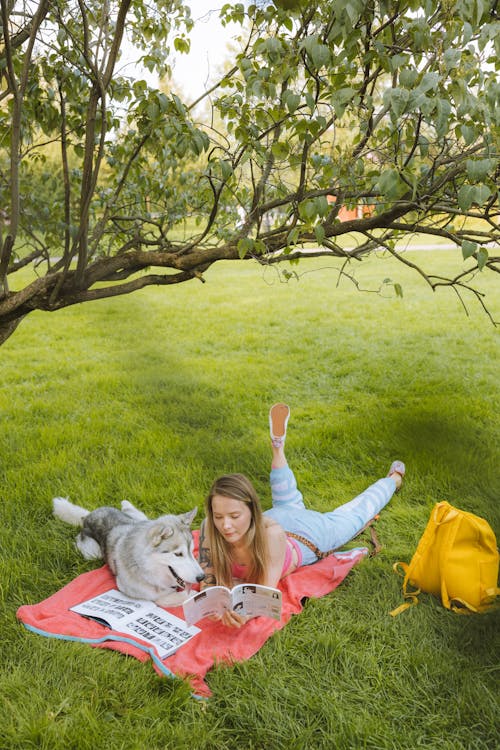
[198,403,405,627]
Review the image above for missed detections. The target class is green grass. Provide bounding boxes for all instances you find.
[1,250,499,749]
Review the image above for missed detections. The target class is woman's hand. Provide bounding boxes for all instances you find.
[208,610,250,628]
[222,609,250,628]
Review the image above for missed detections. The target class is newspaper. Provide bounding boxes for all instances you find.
[70,589,200,659]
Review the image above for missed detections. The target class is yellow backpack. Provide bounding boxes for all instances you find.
[391,501,499,616]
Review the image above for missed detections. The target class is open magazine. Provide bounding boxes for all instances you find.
[70,589,200,659]
[183,584,282,626]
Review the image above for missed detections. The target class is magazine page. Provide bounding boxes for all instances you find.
[183,584,282,625]
[232,584,282,620]
[70,589,200,659]
[182,587,232,626]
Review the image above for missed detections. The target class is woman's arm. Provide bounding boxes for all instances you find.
[197,518,217,589]
[261,521,288,588]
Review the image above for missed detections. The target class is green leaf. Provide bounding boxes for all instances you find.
[220,160,233,180]
[476,247,488,270]
[418,135,429,157]
[383,87,410,119]
[315,195,329,217]
[476,0,486,24]
[390,54,408,72]
[418,71,439,93]
[474,184,492,205]
[171,94,185,116]
[463,21,473,43]
[399,68,418,88]
[435,98,451,137]
[461,240,477,259]
[394,283,403,298]
[375,169,407,200]
[305,92,316,112]
[157,93,169,113]
[265,37,283,62]
[191,132,207,156]
[344,0,362,24]
[268,0,304,9]
[314,224,325,245]
[284,91,301,114]
[443,48,461,72]
[146,102,160,121]
[466,158,496,182]
[173,37,190,54]
[298,199,317,221]
[302,36,331,69]
[460,124,476,145]
[271,141,290,159]
[457,185,475,211]
[253,239,267,255]
[331,87,356,118]
[237,238,254,258]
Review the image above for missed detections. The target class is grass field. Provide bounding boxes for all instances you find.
[1,250,499,749]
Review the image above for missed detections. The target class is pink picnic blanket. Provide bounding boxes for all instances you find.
[17,537,367,697]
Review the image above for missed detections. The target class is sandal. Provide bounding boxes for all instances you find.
[388,460,405,491]
[269,403,290,448]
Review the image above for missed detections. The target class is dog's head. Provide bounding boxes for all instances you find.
[147,508,204,587]
[147,507,197,547]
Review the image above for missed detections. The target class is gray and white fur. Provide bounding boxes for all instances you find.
[53,497,205,607]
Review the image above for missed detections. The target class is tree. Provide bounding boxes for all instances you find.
[0,0,499,346]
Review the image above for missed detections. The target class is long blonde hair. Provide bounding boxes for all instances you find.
[205,473,268,588]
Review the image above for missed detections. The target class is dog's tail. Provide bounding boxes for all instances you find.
[52,497,89,526]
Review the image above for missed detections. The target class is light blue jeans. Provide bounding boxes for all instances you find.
[263,465,397,565]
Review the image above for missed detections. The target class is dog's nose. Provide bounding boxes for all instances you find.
[196,573,205,582]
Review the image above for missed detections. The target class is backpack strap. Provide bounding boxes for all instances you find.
[448,587,500,613]
[390,562,421,616]
[448,597,479,613]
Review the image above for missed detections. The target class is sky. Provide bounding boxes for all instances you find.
[169,3,243,100]
[120,2,243,102]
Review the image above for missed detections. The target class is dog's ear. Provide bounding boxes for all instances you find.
[179,507,198,527]
[148,523,174,547]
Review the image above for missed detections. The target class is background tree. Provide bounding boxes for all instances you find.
[0,0,499,345]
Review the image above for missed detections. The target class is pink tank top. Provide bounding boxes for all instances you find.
[231,536,302,580]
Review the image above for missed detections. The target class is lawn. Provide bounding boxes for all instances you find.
[1,250,499,749]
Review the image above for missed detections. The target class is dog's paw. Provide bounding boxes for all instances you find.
[75,533,103,560]
[121,500,148,521]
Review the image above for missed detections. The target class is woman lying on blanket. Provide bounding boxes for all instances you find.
[198,403,405,628]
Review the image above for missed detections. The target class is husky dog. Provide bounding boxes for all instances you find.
[52,497,205,607]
